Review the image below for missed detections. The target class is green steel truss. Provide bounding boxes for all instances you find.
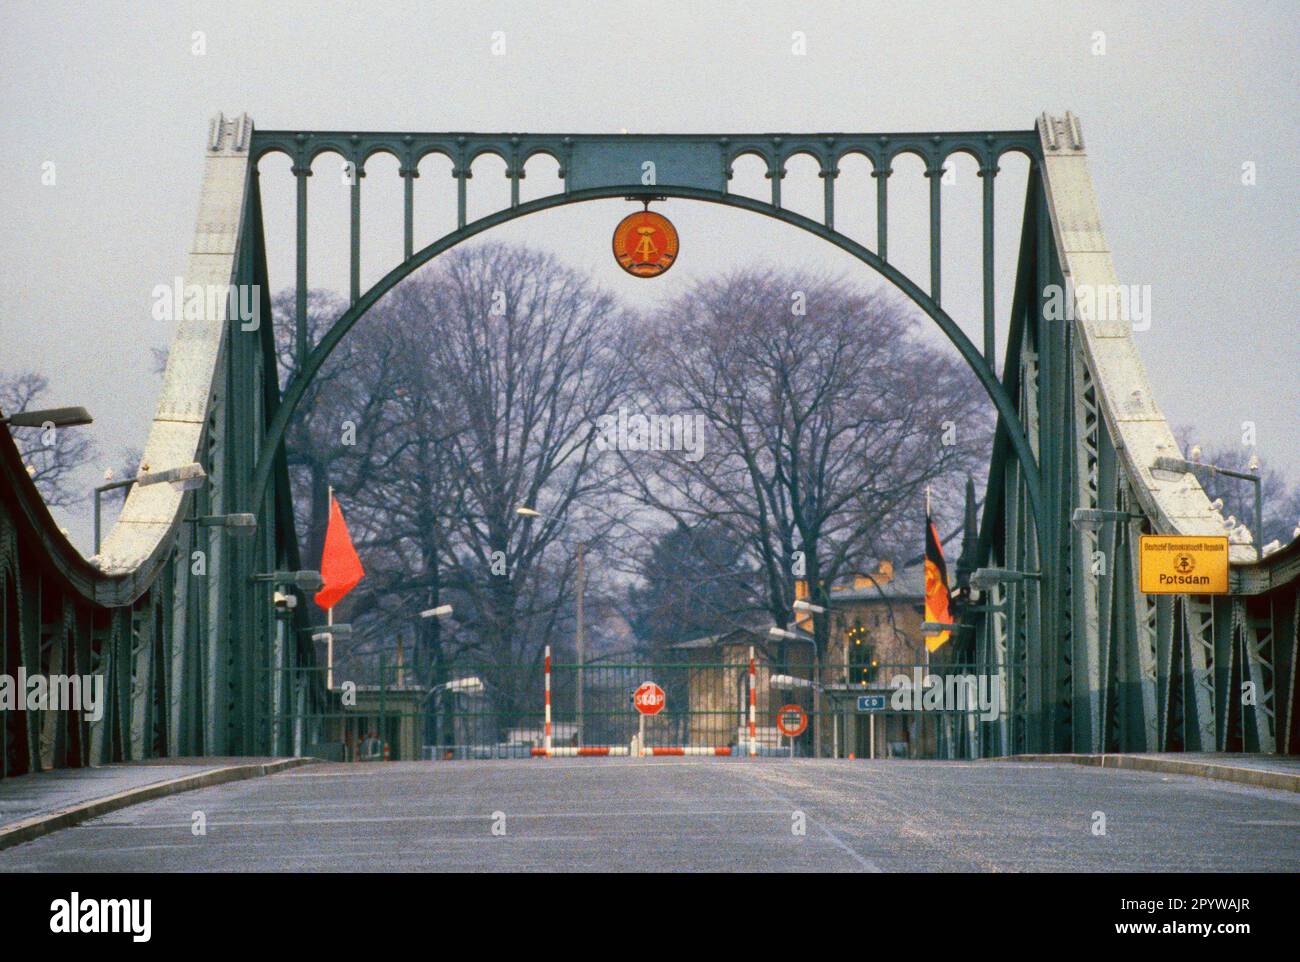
[1,112,1297,778]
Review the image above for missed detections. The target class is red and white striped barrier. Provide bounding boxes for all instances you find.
[532,745,730,757]
[533,745,732,757]
[543,645,552,755]
[748,646,757,757]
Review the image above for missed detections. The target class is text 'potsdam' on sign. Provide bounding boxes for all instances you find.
[1138,535,1229,595]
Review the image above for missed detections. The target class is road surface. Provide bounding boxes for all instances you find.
[2,758,1296,872]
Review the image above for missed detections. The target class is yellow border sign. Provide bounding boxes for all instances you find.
[1138,535,1229,594]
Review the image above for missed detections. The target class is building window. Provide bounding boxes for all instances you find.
[846,620,877,685]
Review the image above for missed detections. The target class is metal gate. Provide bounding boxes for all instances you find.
[263,652,998,761]
[544,658,764,756]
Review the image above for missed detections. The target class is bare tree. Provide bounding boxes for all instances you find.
[275,288,466,693]
[0,370,96,508]
[625,268,992,669]
[626,520,760,657]
[335,304,471,696]
[372,243,639,730]
[275,243,639,737]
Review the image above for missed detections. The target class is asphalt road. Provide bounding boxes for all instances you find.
[1,758,1297,872]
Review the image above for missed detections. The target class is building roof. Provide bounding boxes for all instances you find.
[668,627,764,650]
[826,562,928,602]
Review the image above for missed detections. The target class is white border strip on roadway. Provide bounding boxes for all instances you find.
[994,754,1300,793]
[0,757,317,851]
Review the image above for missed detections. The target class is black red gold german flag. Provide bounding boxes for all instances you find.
[924,510,953,652]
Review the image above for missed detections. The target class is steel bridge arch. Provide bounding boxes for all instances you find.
[248,184,1044,542]
[228,114,1300,759]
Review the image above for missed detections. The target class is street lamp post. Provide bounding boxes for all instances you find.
[305,623,352,640]
[517,505,589,746]
[252,570,323,713]
[8,405,95,524]
[791,599,828,756]
[304,621,349,689]
[183,512,257,554]
[769,624,820,757]
[420,604,455,749]
[94,477,135,553]
[921,621,975,635]
[1152,455,1265,561]
[426,674,485,758]
[93,461,208,553]
[576,541,585,747]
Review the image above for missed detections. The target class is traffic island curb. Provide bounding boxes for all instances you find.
[994,753,1300,793]
[0,757,319,851]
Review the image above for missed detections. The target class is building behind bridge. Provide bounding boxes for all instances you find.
[667,559,939,758]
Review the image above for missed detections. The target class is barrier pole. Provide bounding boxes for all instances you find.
[748,646,757,757]
[544,645,552,756]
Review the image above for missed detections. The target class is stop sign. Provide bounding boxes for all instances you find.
[633,682,666,715]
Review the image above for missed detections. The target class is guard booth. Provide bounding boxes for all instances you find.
[344,685,425,761]
[823,685,947,759]
[270,654,434,762]
[824,686,907,758]
[823,663,998,759]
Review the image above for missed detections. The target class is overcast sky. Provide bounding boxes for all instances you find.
[2,1,1296,552]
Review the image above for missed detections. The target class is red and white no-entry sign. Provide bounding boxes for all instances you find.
[776,703,807,737]
[633,682,666,715]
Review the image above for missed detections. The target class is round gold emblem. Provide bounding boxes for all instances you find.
[612,210,679,278]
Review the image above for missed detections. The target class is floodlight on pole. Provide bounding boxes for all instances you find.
[2,406,94,429]
[438,676,485,695]
[769,673,815,690]
[191,513,257,538]
[1151,455,1205,478]
[307,623,352,641]
[252,569,324,592]
[792,598,827,615]
[93,462,208,554]
[1152,455,1265,561]
[420,604,454,619]
[769,626,812,642]
[921,621,973,635]
[138,462,207,492]
[515,506,543,517]
[969,567,1041,591]
[1071,507,1143,530]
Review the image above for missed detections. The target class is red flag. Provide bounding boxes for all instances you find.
[315,495,364,610]
[924,509,953,652]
